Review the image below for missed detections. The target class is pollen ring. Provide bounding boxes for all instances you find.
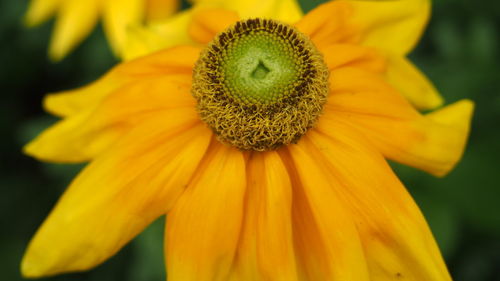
[192,18,329,151]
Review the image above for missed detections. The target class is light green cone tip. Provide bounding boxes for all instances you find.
[222,31,300,104]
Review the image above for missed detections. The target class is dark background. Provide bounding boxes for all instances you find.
[1,0,499,280]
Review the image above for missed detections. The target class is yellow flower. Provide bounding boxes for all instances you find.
[24,0,180,61]
[22,1,473,280]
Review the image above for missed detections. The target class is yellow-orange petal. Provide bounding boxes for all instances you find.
[24,80,196,163]
[322,44,386,74]
[102,0,143,57]
[229,151,298,281]
[286,142,370,281]
[166,142,246,281]
[145,0,179,21]
[24,0,61,27]
[386,54,443,110]
[44,45,200,117]
[347,0,430,55]
[320,67,473,177]
[49,0,100,61]
[305,129,452,280]
[188,9,239,44]
[295,1,359,49]
[21,119,212,278]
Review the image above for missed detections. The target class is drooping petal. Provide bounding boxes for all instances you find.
[305,129,452,281]
[145,0,180,21]
[24,0,62,27]
[21,116,212,278]
[286,143,370,281]
[44,45,200,117]
[102,0,143,57]
[229,151,298,281]
[49,0,100,61]
[319,67,473,177]
[322,43,386,74]
[346,0,430,55]
[25,79,196,163]
[166,142,246,281]
[386,54,443,110]
[295,1,359,50]
[188,9,239,44]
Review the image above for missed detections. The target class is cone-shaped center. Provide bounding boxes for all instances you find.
[192,18,329,151]
[251,61,270,79]
[222,30,300,104]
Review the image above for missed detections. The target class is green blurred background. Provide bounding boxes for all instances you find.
[1,0,499,280]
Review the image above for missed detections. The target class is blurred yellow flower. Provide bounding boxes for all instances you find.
[22,1,473,280]
[24,0,180,61]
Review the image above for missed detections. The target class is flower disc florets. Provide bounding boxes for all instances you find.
[192,18,329,151]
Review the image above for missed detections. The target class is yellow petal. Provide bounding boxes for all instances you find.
[24,0,62,27]
[295,1,359,49]
[319,67,474,177]
[386,54,443,110]
[45,45,200,117]
[21,120,212,277]
[287,142,371,281]
[229,151,298,281]
[102,0,143,57]
[305,129,452,281]
[122,11,194,60]
[322,43,386,74]
[166,142,246,281]
[188,8,239,44]
[25,80,196,163]
[145,0,180,21]
[347,0,431,55]
[49,0,100,61]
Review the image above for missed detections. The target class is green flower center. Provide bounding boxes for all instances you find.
[222,30,300,104]
[192,18,329,151]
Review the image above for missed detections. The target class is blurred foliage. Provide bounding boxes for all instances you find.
[0,0,499,280]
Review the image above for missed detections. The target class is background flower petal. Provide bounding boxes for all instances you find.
[49,0,100,61]
[145,0,179,21]
[24,0,62,27]
[102,0,144,57]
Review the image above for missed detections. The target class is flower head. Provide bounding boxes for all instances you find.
[22,1,473,280]
[25,0,180,60]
